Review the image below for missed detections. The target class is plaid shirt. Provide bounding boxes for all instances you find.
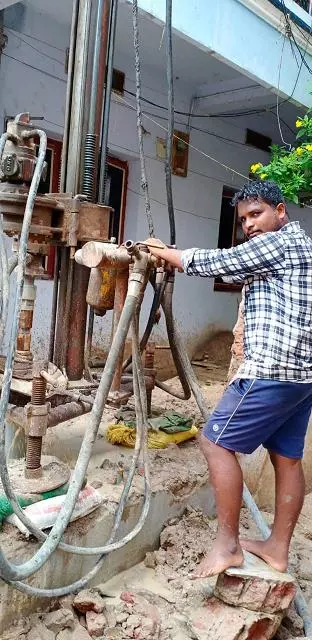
[181,221,312,382]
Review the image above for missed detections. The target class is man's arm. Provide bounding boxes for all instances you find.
[143,232,286,279]
[142,239,184,270]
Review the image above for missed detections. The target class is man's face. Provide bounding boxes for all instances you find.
[237,198,287,240]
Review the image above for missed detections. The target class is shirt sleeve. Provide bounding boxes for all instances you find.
[180,231,286,279]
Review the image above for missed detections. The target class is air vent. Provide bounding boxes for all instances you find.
[245,128,272,152]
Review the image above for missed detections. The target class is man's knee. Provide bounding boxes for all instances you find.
[269,449,302,469]
[199,432,234,458]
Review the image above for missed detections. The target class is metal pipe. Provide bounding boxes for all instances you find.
[66,264,89,380]
[82,0,111,200]
[65,0,92,195]
[48,247,60,363]
[98,0,119,204]
[62,257,75,370]
[84,307,95,381]
[48,401,92,428]
[76,242,133,268]
[54,248,69,369]
[60,0,79,192]
[110,269,129,393]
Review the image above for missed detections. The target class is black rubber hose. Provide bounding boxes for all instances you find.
[159,274,191,401]
[165,0,176,246]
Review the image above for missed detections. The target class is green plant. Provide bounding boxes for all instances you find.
[250,112,312,204]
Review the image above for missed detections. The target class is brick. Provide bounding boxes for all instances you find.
[73,589,105,614]
[188,597,283,640]
[85,611,107,637]
[43,608,75,632]
[214,551,296,613]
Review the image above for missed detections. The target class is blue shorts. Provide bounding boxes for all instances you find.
[203,378,312,459]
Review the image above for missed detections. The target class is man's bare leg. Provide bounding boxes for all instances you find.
[241,452,305,572]
[191,435,244,578]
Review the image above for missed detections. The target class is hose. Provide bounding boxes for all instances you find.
[122,268,167,372]
[6,289,151,597]
[165,0,176,246]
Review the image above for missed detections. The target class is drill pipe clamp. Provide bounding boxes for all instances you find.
[24,402,51,437]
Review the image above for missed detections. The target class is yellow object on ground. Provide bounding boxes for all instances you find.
[106,423,199,449]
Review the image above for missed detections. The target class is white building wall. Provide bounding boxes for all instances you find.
[0,4,310,361]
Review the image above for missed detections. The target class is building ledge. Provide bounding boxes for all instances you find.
[238,0,312,54]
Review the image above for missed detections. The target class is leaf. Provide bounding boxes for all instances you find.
[296,129,306,139]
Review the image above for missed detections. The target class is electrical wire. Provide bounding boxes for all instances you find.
[115,93,250,180]
[276,29,292,148]
[2,53,67,83]
[165,0,176,246]
[128,187,220,221]
[3,25,67,53]
[5,28,65,65]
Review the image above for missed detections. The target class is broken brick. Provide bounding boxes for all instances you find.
[73,589,105,614]
[85,611,107,637]
[189,597,283,640]
[214,551,296,613]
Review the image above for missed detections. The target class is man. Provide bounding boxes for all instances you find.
[144,180,312,578]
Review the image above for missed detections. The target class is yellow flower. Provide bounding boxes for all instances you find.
[250,162,262,173]
[296,119,303,128]
[306,144,312,152]
[260,173,268,179]
[296,147,304,156]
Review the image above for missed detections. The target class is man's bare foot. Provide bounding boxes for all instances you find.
[240,538,288,573]
[189,545,244,579]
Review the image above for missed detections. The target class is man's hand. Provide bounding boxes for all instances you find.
[142,238,184,271]
[141,237,167,253]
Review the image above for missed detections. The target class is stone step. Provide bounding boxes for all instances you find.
[214,551,296,614]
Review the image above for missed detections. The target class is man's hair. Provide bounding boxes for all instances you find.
[231,180,286,209]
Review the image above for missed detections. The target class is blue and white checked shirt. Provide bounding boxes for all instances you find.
[181,221,312,382]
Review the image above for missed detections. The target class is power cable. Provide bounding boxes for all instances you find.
[276,29,293,147]
[115,93,250,180]
[2,53,67,83]
[165,0,175,245]
[5,28,65,65]
[3,24,66,53]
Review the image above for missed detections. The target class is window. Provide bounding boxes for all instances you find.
[214,187,245,292]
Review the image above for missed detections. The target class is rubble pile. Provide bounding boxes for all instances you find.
[2,587,162,640]
[4,501,312,639]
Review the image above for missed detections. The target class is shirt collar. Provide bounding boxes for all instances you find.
[280,221,300,233]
